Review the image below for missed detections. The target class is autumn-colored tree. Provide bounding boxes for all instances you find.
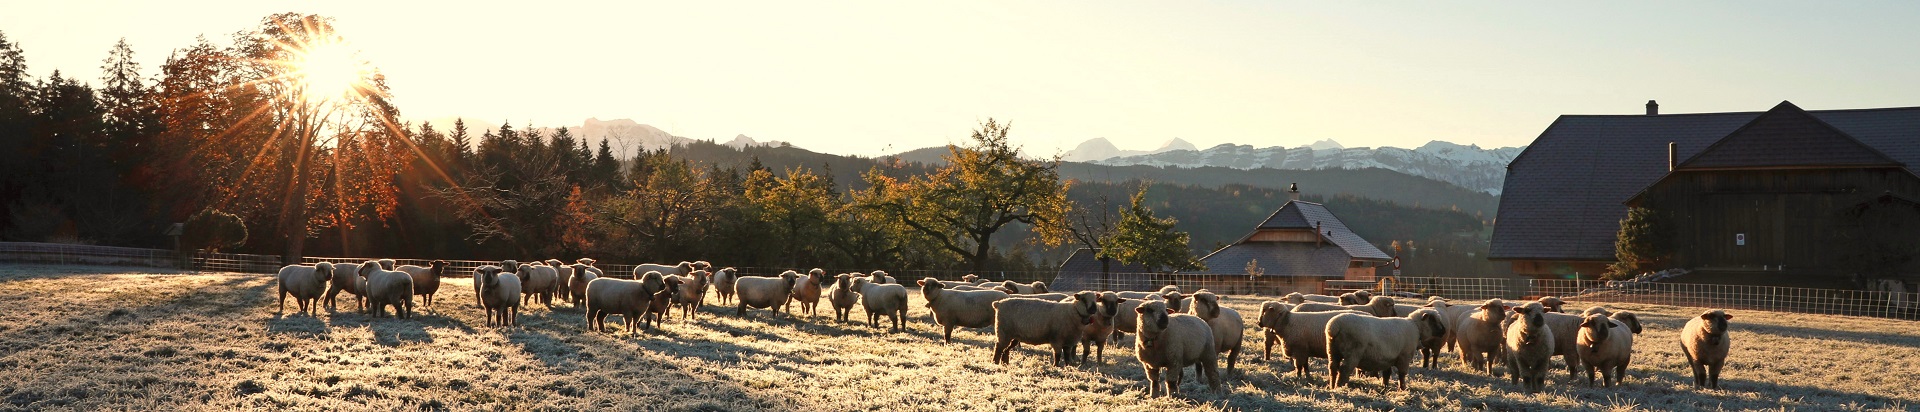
[596,151,725,262]
[745,167,841,267]
[1108,185,1202,273]
[860,119,1070,272]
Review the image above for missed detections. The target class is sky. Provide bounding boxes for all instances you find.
[6,1,1920,157]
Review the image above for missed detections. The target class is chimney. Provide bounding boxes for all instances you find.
[1314,221,1323,247]
[1287,183,1301,202]
[1646,100,1659,116]
[1667,142,1677,171]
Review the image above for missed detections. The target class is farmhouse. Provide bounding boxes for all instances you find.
[1173,185,1393,294]
[1492,101,1920,289]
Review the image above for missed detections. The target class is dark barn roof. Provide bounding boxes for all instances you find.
[1250,201,1392,261]
[1491,102,1920,261]
[1050,248,1157,292]
[1189,242,1355,277]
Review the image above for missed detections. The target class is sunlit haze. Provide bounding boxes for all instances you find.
[8,1,1920,157]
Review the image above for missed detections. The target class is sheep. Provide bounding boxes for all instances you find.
[824,273,858,323]
[1537,296,1567,313]
[961,274,981,284]
[395,260,449,308]
[1285,292,1340,305]
[1455,299,1509,376]
[1188,290,1244,376]
[1255,301,1290,361]
[1133,299,1221,397]
[1505,301,1556,394]
[518,263,561,308]
[1362,296,1401,318]
[545,259,575,296]
[690,261,712,272]
[642,277,683,331]
[1612,311,1643,334]
[567,263,598,307]
[500,259,522,273]
[949,284,989,291]
[734,270,799,318]
[1000,280,1047,294]
[991,291,1099,367]
[1115,290,1165,300]
[377,258,396,271]
[1325,309,1446,390]
[1109,295,1165,344]
[634,261,694,277]
[789,269,829,317]
[1680,309,1733,389]
[918,278,1010,343]
[1080,291,1123,364]
[712,267,741,306]
[1577,313,1634,387]
[1581,305,1613,317]
[484,260,522,308]
[1406,308,1452,370]
[1261,304,1368,379]
[277,263,332,316]
[666,269,711,320]
[1290,302,1358,313]
[360,261,416,319]
[1009,293,1070,301]
[584,271,667,334]
[869,270,896,284]
[853,273,910,330]
[476,265,521,327]
[323,261,368,312]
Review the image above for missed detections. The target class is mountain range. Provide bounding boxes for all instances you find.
[1069,139,1524,195]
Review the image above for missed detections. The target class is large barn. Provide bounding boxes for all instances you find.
[1492,101,1920,289]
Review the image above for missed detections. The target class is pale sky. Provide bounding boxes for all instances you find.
[7,1,1920,157]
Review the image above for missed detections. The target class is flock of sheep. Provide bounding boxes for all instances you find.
[273,259,1737,397]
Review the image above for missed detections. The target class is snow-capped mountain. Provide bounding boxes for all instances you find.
[1062,137,1197,162]
[1084,139,1524,195]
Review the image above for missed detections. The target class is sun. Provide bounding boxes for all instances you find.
[289,39,367,105]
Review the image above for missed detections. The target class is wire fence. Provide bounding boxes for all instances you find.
[1529,279,1920,321]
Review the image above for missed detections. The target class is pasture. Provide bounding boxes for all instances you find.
[1,265,1917,411]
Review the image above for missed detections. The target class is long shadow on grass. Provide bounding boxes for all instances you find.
[1624,366,1913,409]
[0,273,270,347]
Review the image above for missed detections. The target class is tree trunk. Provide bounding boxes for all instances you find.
[970,232,993,274]
[1100,256,1112,291]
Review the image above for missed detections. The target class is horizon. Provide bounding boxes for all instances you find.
[7,1,1920,157]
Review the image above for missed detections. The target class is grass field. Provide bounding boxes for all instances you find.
[2,265,1918,411]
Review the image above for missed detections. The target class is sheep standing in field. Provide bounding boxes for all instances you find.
[476,265,521,327]
[869,270,896,284]
[1079,292,1124,364]
[1410,309,1451,369]
[518,263,561,309]
[853,272,910,330]
[584,271,667,334]
[545,259,575,297]
[1362,296,1400,318]
[919,278,1009,343]
[735,270,799,319]
[1455,299,1509,375]
[789,269,830,317]
[712,267,740,306]
[1505,302,1556,394]
[1260,305,1367,379]
[1581,305,1612,317]
[1536,296,1567,313]
[991,291,1099,367]
[324,261,369,312]
[1680,309,1733,389]
[1000,280,1047,294]
[642,277,683,330]
[634,261,694,278]
[377,259,396,271]
[1133,300,1221,397]
[1188,290,1245,376]
[961,274,980,284]
[567,263,598,307]
[1577,313,1634,387]
[1290,302,1356,313]
[277,263,332,316]
[361,261,416,319]
[666,269,711,320]
[482,260,523,308]
[396,260,449,308]
[1325,309,1446,390]
[1109,294,1166,344]
[829,273,860,323]
[500,260,522,273]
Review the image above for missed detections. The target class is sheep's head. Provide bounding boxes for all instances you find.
[1537,296,1566,313]
[1163,290,1185,311]
[639,271,666,294]
[692,261,712,271]
[1134,300,1174,341]
[1582,306,1613,318]
[475,266,502,289]
[570,264,591,278]
[1070,291,1100,324]
[1339,293,1360,305]
[1284,292,1305,305]
[315,262,335,282]
[1098,292,1122,318]
[809,268,826,278]
[1579,313,1612,350]
[835,273,855,290]
[1158,284,1181,295]
[962,274,978,283]
[1411,309,1447,340]
[1031,282,1049,294]
[1258,301,1288,331]
[516,265,536,279]
[1191,290,1221,319]
[675,262,695,275]
[1699,310,1731,341]
[1478,299,1507,317]
[577,257,597,266]
[1367,296,1396,317]
[357,260,382,278]
[1513,302,1548,331]
[377,259,396,271]
[779,271,799,289]
[500,260,520,273]
[430,260,450,276]
[1612,311,1643,334]
[917,277,944,294]
[1354,290,1374,301]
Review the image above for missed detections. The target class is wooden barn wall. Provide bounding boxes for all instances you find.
[1638,168,1920,277]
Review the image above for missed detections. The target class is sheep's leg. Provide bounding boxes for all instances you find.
[1145,367,1163,397]
[992,338,1009,364]
[1707,361,1721,389]
[1202,361,1222,392]
[1166,364,1185,396]
[1262,332,1276,361]
[736,302,747,317]
[1225,347,1239,376]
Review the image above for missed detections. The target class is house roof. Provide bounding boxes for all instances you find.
[1049,248,1158,292]
[1677,101,1902,170]
[1491,102,1920,261]
[1249,201,1392,261]
[1186,242,1355,277]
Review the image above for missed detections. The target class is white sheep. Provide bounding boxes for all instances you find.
[1324,309,1446,390]
[634,261,694,278]
[1536,296,1567,313]
[1258,304,1366,379]
[1080,291,1123,364]
[1109,295,1166,344]
[395,260,449,308]
[276,263,332,316]
[544,259,575,297]
[518,263,561,308]
[712,267,740,306]
[1680,309,1733,389]
[1505,301,1556,394]
[1285,292,1340,305]
[789,269,829,317]
[567,263,598,307]
[1362,296,1400,318]
[918,278,1010,343]
[666,269,711,320]
[1009,293,1070,301]
[483,260,522,308]
[1580,305,1613,317]
[1133,299,1220,397]
[476,265,521,327]
[829,273,860,323]
[1577,313,1633,387]
[361,261,416,319]
[1290,302,1358,313]
[324,261,368,312]
[1455,299,1509,376]
[584,271,667,334]
[1188,290,1244,376]
[991,291,1099,367]
[734,270,799,318]
[1000,280,1047,294]
[869,270,896,284]
[853,273,910,330]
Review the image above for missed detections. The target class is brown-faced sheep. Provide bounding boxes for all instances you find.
[642,277,683,330]
[1409,309,1451,369]
[584,271,667,334]
[1455,299,1509,376]
[1258,305,1366,379]
[376,258,396,271]
[735,270,799,319]
[1188,290,1244,376]
[476,265,521,327]
[396,260,449,308]
[1133,300,1221,397]
[324,261,368,312]
[1577,313,1633,387]
[1362,296,1400,318]
[277,263,332,316]
[567,263,598,307]
[1505,301,1556,394]
[713,267,740,306]
[1680,309,1733,389]
[1325,309,1447,390]
[666,269,711,320]
[991,291,1099,367]
[829,273,860,323]
[789,269,829,317]
[361,261,416,319]
[518,263,561,308]
[853,273,910,330]
[1079,291,1123,364]
[919,278,1010,343]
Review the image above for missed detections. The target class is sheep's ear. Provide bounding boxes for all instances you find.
[1164,308,1177,315]
[1135,305,1149,314]
[916,279,927,286]
[1722,313,1732,320]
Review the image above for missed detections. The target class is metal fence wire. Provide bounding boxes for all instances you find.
[1529,279,1920,321]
